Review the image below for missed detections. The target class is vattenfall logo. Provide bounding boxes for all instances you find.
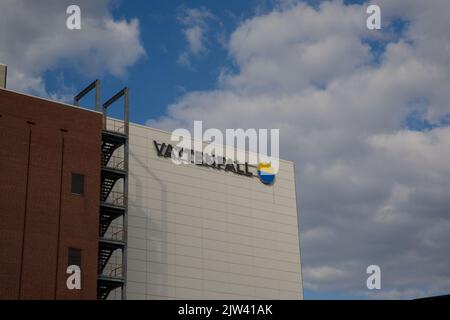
[154,141,276,185]
[257,163,276,185]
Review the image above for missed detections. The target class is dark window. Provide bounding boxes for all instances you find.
[68,248,81,267]
[71,173,84,195]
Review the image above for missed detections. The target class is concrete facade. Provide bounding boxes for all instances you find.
[125,122,303,299]
[0,89,102,299]
[0,65,6,88]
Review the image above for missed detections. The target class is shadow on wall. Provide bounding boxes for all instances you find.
[129,150,169,298]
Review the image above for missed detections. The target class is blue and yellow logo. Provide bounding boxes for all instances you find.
[257,163,276,185]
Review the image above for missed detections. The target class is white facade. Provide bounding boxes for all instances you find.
[125,122,303,299]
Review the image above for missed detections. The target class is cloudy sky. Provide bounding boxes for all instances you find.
[1,0,450,299]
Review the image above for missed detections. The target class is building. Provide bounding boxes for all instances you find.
[122,122,303,300]
[0,64,6,89]
[0,71,303,300]
[0,88,101,299]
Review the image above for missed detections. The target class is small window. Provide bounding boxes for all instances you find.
[71,173,84,195]
[68,248,81,267]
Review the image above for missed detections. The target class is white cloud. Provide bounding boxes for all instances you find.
[150,0,450,298]
[304,266,349,282]
[177,7,215,68]
[0,0,145,97]
[184,26,204,55]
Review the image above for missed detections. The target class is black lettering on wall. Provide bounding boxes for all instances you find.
[154,141,166,157]
[164,144,173,158]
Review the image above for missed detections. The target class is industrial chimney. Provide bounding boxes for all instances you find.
[0,64,6,88]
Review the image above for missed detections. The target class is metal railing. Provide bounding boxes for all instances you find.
[104,154,125,170]
[102,262,123,278]
[103,223,125,242]
[105,119,125,134]
[104,191,127,207]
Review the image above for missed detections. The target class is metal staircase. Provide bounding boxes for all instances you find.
[99,204,126,237]
[101,168,125,202]
[98,238,125,274]
[74,81,129,300]
[97,276,125,300]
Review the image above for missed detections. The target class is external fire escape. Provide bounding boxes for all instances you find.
[74,80,129,300]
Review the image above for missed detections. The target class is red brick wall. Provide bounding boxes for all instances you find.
[0,89,102,299]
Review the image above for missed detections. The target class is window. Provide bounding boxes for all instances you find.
[71,173,84,195]
[68,248,81,267]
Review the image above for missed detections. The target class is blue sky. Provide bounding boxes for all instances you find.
[43,0,412,129]
[2,0,450,300]
[43,0,384,123]
[45,0,271,123]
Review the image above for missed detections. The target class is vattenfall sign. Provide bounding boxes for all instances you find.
[153,141,276,185]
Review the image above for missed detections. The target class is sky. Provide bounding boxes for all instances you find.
[1,0,450,300]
